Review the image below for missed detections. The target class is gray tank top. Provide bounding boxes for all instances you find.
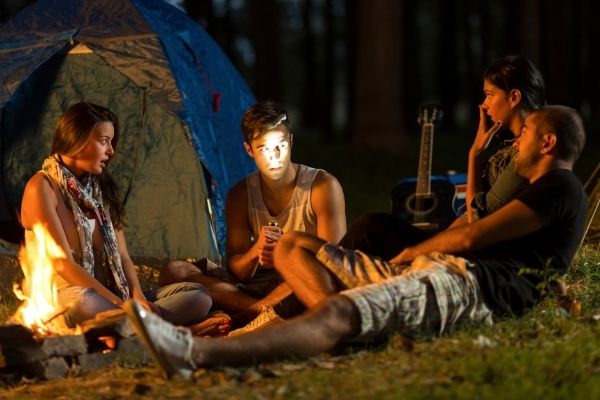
[247,164,321,239]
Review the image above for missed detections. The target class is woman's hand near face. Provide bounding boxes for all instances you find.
[471,105,502,156]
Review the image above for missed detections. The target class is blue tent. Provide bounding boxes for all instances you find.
[0,0,255,260]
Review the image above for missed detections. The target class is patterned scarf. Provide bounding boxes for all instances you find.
[42,155,129,300]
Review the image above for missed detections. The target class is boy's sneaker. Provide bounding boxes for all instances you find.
[125,300,196,379]
[228,306,283,338]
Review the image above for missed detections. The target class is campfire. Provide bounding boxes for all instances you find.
[0,224,149,380]
[12,224,73,336]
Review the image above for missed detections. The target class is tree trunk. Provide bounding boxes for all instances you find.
[343,0,358,141]
[302,0,319,129]
[401,0,418,131]
[574,0,597,119]
[439,0,459,132]
[541,0,578,106]
[323,0,335,140]
[508,0,542,64]
[352,0,405,153]
[248,0,283,101]
[184,0,213,27]
[589,0,600,117]
[220,0,236,61]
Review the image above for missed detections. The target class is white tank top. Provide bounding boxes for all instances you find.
[246,164,321,240]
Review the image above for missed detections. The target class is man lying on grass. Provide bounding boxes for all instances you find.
[126,105,587,379]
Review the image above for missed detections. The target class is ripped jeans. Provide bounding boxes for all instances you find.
[58,282,212,328]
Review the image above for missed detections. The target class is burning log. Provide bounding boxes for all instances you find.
[0,324,87,366]
[1,224,150,381]
[0,311,150,380]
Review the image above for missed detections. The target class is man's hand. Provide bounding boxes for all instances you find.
[388,247,415,267]
[256,224,282,268]
[470,105,502,156]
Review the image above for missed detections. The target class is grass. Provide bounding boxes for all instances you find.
[0,133,599,398]
[1,245,598,399]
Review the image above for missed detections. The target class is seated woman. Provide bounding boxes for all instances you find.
[20,102,229,336]
[340,55,546,259]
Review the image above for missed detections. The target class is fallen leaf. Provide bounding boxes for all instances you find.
[312,360,336,369]
[473,335,496,348]
[242,368,263,384]
[97,385,113,394]
[276,385,288,396]
[166,387,195,398]
[279,363,305,371]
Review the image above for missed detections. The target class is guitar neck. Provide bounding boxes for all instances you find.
[415,122,434,195]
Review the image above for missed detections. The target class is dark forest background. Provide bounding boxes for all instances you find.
[2,0,598,178]
[178,0,600,157]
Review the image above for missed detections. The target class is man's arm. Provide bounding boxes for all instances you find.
[311,171,347,243]
[390,198,543,265]
[447,215,467,229]
[225,181,260,281]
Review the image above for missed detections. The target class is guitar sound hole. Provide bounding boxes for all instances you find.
[405,194,438,216]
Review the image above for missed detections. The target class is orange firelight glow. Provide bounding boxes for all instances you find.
[12,223,73,335]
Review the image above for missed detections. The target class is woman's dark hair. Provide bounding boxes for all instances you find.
[484,55,547,112]
[53,102,126,229]
[241,100,291,143]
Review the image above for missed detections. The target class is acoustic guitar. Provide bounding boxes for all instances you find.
[390,104,456,231]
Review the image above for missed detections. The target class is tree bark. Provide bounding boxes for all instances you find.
[352,0,405,153]
[184,0,213,27]
[248,0,283,101]
[323,0,335,139]
[508,0,542,64]
[401,0,418,131]
[589,0,600,116]
[439,0,459,132]
[541,0,578,106]
[302,0,319,129]
[343,0,358,141]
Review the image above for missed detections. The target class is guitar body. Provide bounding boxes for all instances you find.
[390,104,456,232]
[390,177,457,231]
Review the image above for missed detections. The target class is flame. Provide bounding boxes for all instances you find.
[12,223,73,336]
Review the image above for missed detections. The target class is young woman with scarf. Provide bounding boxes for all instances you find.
[20,102,229,335]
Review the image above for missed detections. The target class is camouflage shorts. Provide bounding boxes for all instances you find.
[316,244,493,342]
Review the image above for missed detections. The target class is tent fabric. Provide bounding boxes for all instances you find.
[0,0,256,259]
[133,0,257,242]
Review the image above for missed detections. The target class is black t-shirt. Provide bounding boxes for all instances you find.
[468,169,587,316]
